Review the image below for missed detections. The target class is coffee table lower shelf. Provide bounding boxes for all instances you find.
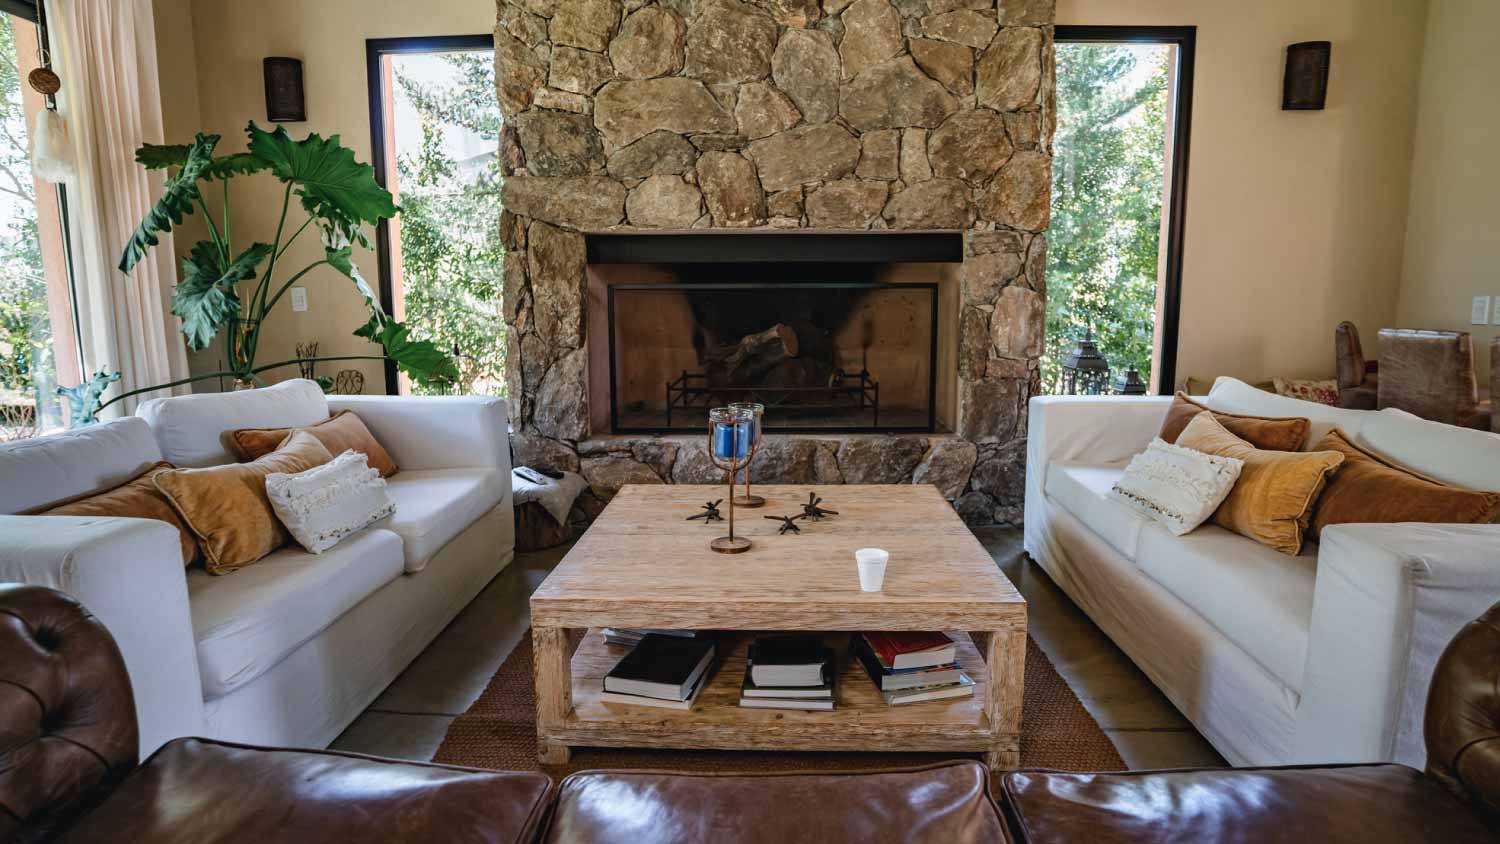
[533,628,1021,768]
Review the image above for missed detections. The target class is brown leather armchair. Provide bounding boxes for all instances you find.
[1000,603,1500,842]
[1377,328,1492,430]
[0,584,553,844]
[1336,321,1379,409]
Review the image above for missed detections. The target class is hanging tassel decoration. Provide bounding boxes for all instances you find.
[31,107,75,184]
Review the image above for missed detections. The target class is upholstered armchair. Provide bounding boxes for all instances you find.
[1336,321,1379,409]
[1377,328,1492,430]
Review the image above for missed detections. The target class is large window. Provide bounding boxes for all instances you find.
[1045,27,1194,395]
[368,36,504,397]
[0,9,75,440]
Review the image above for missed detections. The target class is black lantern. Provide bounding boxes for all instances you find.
[1114,366,1148,396]
[263,57,306,123]
[1062,329,1111,395]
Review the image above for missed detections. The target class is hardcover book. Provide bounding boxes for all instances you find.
[853,636,962,691]
[881,673,975,705]
[601,664,712,711]
[603,634,716,701]
[747,634,832,688]
[862,631,956,671]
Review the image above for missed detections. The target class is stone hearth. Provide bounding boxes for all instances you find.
[498,0,1055,525]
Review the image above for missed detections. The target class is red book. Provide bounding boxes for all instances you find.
[862,632,956,670]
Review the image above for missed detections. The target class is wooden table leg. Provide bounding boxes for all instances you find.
[533,625,573,765]
[984,628,1025,770]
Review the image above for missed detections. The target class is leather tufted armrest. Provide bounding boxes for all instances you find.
[0,584,139,842]
[1425,601,1500,819]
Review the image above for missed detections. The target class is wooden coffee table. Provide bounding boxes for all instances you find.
[529,484,1027,767]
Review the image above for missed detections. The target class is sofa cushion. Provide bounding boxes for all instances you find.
[38,462,199,566]
[1206,376,1370,449]
[0,417,163,514]
[1158,391,1310,451]
[1000,764,1496,844]
[545,762,1005,844]
[1135,521,1315,691]
[1311,428,1500,537]
[1045,461,1151,560]
[137,379,328,468]
[55,738,553,844]
[1360,408,1500,492]
[383,468,507,573]
[187,528,404,699]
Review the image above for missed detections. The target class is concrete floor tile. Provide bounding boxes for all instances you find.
[329,711,454,761]
[1106,728,1226,770]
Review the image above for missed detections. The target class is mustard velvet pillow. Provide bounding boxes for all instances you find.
[1311,428,1500,537]
[38,462,200,567]
[228,409,399,477]
[1177,413,1344,555]
[1157,392,1310,452]
[154,431,333,574]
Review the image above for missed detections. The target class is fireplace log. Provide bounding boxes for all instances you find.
[705,323,801,387]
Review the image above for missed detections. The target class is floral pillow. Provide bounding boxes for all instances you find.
[1273,377,1340,406]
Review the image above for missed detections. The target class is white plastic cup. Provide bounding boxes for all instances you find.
[856,548,889,592]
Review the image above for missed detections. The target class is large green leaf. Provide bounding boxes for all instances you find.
[119,134,218,272]
[172,241,274,350]
[246,122,396,235]
[136,143,265,181]
[354,316,460,387]
[325,245,379,311]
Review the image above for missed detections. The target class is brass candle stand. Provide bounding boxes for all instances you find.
[728,401,765,508]
[706,407,753,554]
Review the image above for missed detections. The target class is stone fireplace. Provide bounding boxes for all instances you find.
[497,0,1055,525]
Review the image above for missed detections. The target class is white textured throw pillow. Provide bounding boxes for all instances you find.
[1108,438,1244,536]
[266,450,395,554]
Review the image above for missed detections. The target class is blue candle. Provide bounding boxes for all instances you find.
[713,421,737,459]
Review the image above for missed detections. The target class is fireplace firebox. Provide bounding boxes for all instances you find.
[586,231,963,437]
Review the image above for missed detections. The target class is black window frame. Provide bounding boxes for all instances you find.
[365,34,495,395]
[1054,25,1196,395]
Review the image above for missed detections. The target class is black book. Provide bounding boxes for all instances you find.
[604,634,716,701]
[747,634,831,687]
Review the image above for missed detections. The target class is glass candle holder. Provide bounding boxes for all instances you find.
[706,407,753,554]
[727,402,765,508]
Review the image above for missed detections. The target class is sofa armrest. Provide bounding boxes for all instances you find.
[1294,523,1500,767]
[0,515,205,756]
[328,395,510,472]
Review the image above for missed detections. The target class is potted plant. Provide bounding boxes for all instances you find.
[72,122,457,423]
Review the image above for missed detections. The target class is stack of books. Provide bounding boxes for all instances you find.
[601,628,706,647]
[601,633,717,710]
[855,631,975,705]
[738,634,835,711]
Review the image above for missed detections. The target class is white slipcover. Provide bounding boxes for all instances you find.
[0,416,163,513]
[136,379,328,467]
[188,528,406,699]
[1026,381,1500,768]
[383,468,508,572]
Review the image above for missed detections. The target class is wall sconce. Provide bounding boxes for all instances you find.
[1282,41,1331,110]
[263,57,306,122]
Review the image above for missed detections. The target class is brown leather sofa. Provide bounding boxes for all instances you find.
[1336,320,1379,409]
[5,584,1498,843]
[1377,327,1492,429]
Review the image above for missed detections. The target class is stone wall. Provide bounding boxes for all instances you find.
[497,0,1055,526]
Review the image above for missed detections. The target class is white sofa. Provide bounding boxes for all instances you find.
[1025,376,1500,768]
[0,379,514,756]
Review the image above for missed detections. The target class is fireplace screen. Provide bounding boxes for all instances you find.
[608,282,937,433]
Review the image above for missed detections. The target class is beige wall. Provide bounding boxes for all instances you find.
[1396,0,1499,385]
[157,0,494,392]
[1057,0,1429,386]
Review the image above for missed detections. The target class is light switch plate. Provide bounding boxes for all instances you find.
[290,287,308,312]
[1472,295,1490,325]
[1492,296,1500,325]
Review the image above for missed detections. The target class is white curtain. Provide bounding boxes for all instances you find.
[47,0,188,416]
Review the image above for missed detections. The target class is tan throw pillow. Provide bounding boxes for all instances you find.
[1311,428,1500,537]
[228,410,398,477]
[154,431,334,574]
[1177,413,1344,555]
[37,462,200,567]
[1157,392,1310,452]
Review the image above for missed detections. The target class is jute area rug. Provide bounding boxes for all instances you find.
[433,630,1125,778]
